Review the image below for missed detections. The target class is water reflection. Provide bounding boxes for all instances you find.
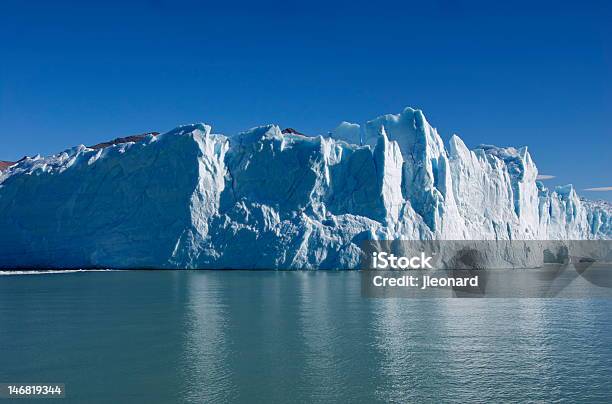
[180,272,233,402]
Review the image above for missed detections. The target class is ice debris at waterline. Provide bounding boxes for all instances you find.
[0,107,610,269]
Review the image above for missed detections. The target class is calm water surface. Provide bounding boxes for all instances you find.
[1,271,612,403]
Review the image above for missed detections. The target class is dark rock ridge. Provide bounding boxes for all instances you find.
[88,132,160,150]
[1,133,159,171]
[0,156,28,172]
[281,128,307,136]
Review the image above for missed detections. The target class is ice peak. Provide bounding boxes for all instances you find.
[165,123,211,137]
[332,121,361,145]
[236,125,282,146]
[448,134,469,158]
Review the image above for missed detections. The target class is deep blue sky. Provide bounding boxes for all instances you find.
[1,0,611,199]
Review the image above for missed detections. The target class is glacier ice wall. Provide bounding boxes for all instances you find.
[0,107,610,269]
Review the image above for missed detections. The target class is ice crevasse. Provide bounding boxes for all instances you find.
[0,107,609,269]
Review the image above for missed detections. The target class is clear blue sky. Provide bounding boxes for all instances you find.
[1,0,610,200]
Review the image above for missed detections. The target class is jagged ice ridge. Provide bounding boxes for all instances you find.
[0,107,610,269]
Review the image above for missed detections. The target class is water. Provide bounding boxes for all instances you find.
[1,271,612,403]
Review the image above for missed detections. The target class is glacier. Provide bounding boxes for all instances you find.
[0,107,610,269]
